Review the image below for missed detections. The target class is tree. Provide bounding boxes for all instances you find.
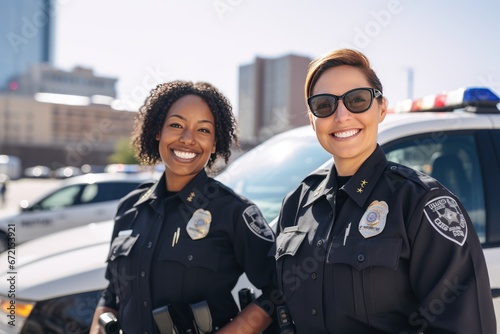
[107,138,139,164]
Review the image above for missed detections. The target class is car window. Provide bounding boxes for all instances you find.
[82,181,141,204]
[32,185,83,211]
[383,133,486,243]
[218,132,331,222]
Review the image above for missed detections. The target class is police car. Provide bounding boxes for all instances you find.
[0,172,156,253]
[0,87,499,333]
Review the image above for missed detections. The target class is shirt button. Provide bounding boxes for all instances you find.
[311,308,318,315]
[311,272,317,280]
[316,240,323,247]
[144,301,148,307]
[328,211,333,219]
[357,254,365,262]
[188,255,193,261]
[141,271,146,277]
[147,242,153,248]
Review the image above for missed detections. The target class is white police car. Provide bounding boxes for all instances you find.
[0,172,156,253]
[0,87,499,332]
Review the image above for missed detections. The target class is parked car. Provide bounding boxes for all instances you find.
[0,172,157,252]
[0,87,499,332]
[23,165,52,179]
[53,166,83,179]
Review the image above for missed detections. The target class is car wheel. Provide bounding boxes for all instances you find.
[0,231,8,253]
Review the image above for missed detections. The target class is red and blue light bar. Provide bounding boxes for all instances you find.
[392,87,500,113]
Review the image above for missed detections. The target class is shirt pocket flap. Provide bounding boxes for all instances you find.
[327,236,402,271]
[107,234,140,262]
[275,225,308,260]
[159,242,221,271]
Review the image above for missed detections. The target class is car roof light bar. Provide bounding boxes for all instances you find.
[391,87,500,113]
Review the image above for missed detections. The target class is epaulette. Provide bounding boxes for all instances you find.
[385,162,439,191]
[211,178,251,204]
[117,179,156,211]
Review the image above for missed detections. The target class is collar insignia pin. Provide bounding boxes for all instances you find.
[357,180,368,193]
[186,192,195,202]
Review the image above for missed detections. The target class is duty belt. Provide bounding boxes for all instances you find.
[153,300,213,334]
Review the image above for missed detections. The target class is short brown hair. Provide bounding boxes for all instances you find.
[305,49,383,100]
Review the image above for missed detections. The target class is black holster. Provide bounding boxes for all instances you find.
[153,301,213,334]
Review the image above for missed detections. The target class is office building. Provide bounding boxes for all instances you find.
[238,54,312,143]
[0,0,55,90]
[10,64,117,98]
[0,93,136,169]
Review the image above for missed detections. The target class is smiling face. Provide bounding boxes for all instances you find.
[309,65,387,176]
[156,94,216,191]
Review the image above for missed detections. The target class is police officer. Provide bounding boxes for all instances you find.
[275,49,496,333]
[90,81,281,334]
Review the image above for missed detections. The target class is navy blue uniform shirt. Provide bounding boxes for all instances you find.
[98,169,277,333]
[276,145,496,334]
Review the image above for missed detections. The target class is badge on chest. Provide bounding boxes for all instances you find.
[358,200,389,238]
[186,209,212,240]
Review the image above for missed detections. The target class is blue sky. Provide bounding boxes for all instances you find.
[54,0,500,114]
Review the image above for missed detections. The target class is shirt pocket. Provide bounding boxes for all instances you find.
[275,225,308,260]
[107,233,140,262]
[159,241,222,271]
[326,236,403,317]
[326,236,401,270]
[106,233,140,304]
[275,225,309,299]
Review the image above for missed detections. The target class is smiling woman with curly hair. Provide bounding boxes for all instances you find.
[90,80,284,334]
[132,80,238,170]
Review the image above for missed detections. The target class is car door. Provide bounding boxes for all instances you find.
[15,183,87,242]
[381,129,500,325]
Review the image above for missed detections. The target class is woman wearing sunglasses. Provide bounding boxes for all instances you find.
[275,49,495,333]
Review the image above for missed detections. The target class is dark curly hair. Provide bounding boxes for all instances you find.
[132,81,238,170]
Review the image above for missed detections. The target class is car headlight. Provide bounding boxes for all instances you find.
[0,295,35,330]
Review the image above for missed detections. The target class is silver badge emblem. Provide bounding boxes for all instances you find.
[186,209,212,240]
[358,200,389,238]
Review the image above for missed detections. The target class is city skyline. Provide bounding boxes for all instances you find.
[5,0,500,116]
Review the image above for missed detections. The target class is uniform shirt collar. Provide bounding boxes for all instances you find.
[305,145,387,208]
[341,145,387,207]
[134,169,211,209]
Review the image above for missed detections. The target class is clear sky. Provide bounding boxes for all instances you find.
[54,0,500,114]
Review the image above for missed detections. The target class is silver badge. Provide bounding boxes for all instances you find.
[186,209,212,240]
[358,200,389,238]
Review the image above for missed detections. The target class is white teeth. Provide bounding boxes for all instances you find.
[174,150,196,159]
[334,130,359,138]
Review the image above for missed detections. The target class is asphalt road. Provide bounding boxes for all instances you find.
[0,178,62,212]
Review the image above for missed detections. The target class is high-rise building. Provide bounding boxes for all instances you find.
[0,0,55,90]
[238,54,312,143]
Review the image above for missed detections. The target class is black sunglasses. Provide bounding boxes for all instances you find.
[307,87,383,118]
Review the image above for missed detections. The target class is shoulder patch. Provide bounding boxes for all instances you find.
[423,196,467,246]
[242,205,275,242]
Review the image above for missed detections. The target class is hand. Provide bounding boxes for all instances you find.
[215,303,272,334]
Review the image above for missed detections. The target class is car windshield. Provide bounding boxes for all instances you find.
[216,128,331,222]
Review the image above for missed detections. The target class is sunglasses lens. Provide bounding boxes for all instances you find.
[344,89,373,113]
[309,95,337,117]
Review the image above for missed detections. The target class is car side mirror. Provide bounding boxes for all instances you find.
[20,200,33,212]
